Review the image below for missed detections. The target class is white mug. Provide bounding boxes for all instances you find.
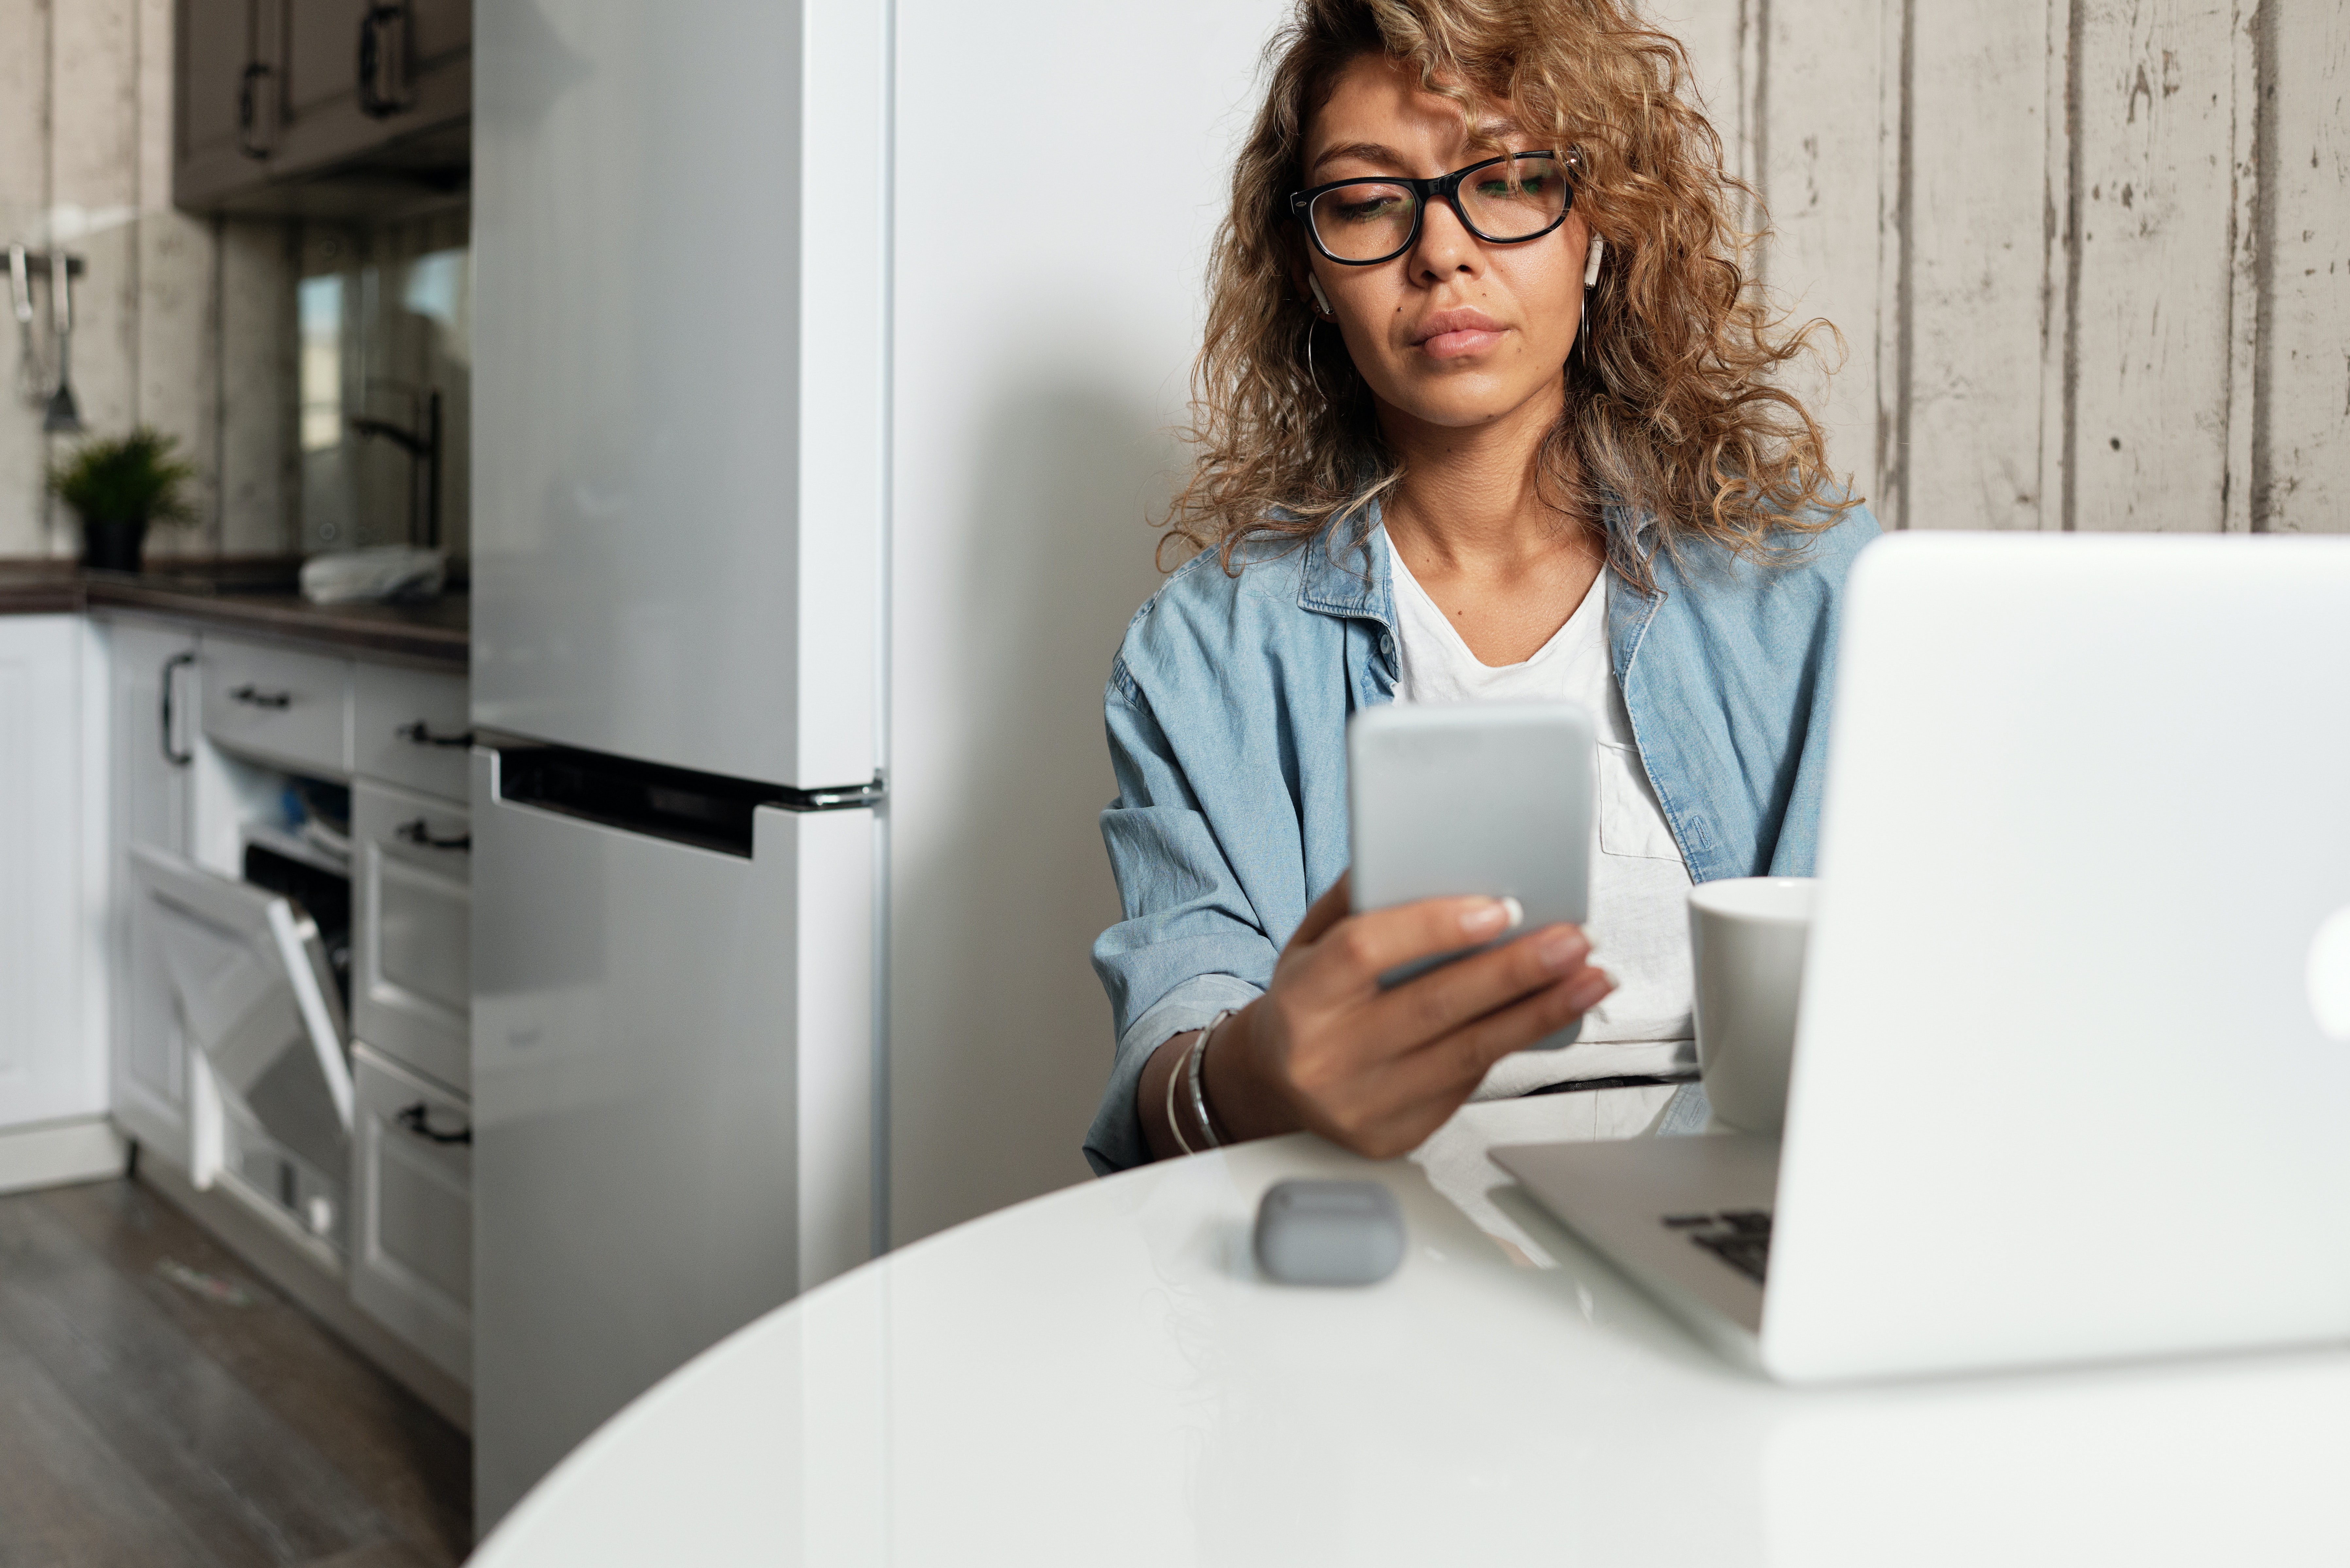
[1687,877,1815,1134]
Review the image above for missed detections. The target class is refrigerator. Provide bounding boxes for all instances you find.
[469,0,1293,1534]
[468,0,889,1526]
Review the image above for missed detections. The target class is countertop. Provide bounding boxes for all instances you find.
[0,559,467,665]
[470,1113,2350,1568]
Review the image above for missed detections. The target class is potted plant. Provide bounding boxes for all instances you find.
[48,426,198,574]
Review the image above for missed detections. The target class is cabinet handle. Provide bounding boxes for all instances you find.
[356,1,415,119]
[396,818,471,852]
[236,61,277,158]
[229,684,292,710]
[395,1102,471,1146]
[159,652,196,766]
[397,720,474,749]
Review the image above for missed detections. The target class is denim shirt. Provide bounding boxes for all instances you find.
[1084,500,1881,1175]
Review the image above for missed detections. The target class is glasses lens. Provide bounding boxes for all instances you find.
[1458,155,1569,241]
[1309,182,1418,262]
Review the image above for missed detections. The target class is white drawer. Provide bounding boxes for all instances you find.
[354,662,471,801]
[353,779,471,1093]
[350,1045,471,1384]
[201,636,353,776]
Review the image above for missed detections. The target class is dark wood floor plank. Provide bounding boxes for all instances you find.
[30,1181,470,1563]
[0,1295,225,1568]
[299,1540,446,1568]
[0,1193,390,1566]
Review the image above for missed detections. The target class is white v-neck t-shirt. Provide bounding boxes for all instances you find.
[1385,534,1697,1097]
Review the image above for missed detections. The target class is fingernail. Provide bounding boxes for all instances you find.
[1538,928,1590,971]
[1461,898,1515,935]
[1498,895,1524,930]
[1569,969,1615,1006]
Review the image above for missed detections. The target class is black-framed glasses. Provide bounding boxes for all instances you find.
[1289,151,1575,265]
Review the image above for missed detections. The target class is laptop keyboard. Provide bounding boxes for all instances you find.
[1661,1209,1772,1285]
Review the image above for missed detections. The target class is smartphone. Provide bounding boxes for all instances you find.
[1347,701,1595,1046]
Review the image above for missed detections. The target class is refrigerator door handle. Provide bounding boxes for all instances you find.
[484,737,882,858]
[792,777,885,812]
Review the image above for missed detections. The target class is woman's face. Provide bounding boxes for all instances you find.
[1296,55,1591,436]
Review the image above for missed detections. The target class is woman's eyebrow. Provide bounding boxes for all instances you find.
[1309,140,1410,176]
[1309,121,1532,178]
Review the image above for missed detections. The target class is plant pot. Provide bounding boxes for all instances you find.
[81,516,150,574]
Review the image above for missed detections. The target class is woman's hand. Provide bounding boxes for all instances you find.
[1140,874,1613,1161]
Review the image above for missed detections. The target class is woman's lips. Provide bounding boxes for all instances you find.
[1412,310,1507,360]
[1419,327,1506,359]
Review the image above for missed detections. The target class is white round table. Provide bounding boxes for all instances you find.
[472,1119,2350,1566]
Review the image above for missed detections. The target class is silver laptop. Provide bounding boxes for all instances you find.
[1496,531,2350,1383]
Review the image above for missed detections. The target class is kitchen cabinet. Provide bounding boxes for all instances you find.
[175,0,472,215]
[107,620,200,1165]
[281,0,471,174]
[353,778,471,1092]
[97,613,473,1400]
[355,661,470,801]
[130,837,354,1263]
[0,618,106,1132]
[127,629,359,1243]
[351,1043,472,1383]
[202,634,354,776]
[176,0,275,211]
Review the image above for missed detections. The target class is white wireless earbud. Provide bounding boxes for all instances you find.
[1308,274,1335,317]
[1583,234,1606,289]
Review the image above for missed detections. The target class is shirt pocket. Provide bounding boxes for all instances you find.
[1597,740,1686,862]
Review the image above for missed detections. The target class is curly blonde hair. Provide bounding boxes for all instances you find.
[1166,0,1857,590]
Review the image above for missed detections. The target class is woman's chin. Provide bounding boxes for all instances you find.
[1379,381,1566,432]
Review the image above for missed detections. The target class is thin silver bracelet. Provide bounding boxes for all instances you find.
[1187,1009,1237,1150]
[1164,1032,1196,1157]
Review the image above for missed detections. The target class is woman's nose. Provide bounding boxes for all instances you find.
[1412,195,1482,281]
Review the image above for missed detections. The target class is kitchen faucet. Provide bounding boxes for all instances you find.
[348,388,442,549]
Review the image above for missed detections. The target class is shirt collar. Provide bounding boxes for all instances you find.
[1296,498,1393,625]
[1295,493,1655,626]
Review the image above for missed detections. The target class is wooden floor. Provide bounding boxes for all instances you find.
[0,1176,470,1567]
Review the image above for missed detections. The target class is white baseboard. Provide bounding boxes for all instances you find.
[0,1116,127,1197]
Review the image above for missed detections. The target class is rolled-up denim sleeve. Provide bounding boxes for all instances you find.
[1084,660,1279,1176]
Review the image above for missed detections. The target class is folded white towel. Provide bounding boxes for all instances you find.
[299,546,447,604]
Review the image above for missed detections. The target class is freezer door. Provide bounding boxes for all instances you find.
[470,748,875,1529]
[470,0,886,787]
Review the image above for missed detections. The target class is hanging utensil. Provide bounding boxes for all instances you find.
[44,249,81,434]
[7,244,42,404]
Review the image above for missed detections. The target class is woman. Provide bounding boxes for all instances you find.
[1085,0,1875,1175]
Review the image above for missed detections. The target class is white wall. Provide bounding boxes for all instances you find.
[888,0,1293,1243]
